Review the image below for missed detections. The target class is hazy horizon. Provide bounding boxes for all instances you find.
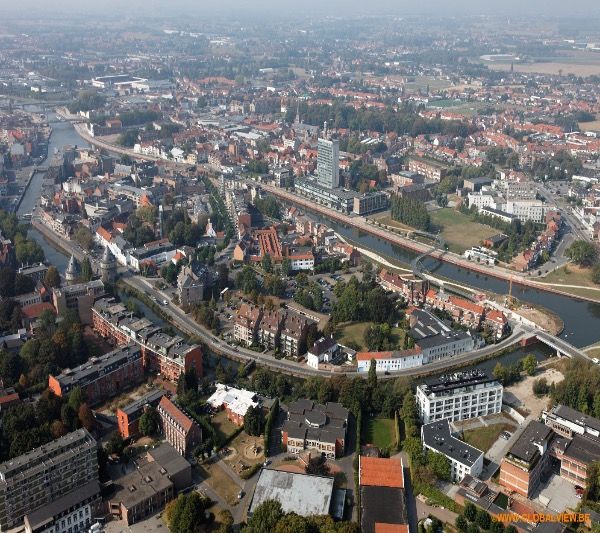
[2,0,600,18]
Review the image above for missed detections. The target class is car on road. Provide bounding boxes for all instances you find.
[237,490,245,499]
[593,358,600,365]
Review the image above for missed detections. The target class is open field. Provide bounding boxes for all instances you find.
[369,213,411,232]
[579,116,600,131]
[429,208,497,254]
[404,75,452,92]
[336,321,407,351]
[198,462,241,506]
[363,417,396,450]
[540,264,598,288]
[503,367,564,418]
[462,422,516,452]
[488,61,600,77]
[211,409,240,443]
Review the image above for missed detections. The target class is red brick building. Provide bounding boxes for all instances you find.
[116,389,166,439]
[48,344,144,406]
[157,396,202,456]
[91,298,202,382]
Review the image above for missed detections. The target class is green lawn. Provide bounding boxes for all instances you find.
[336,322,406,351]
[211,409,239,442]
[462,422,515,452]
[429,208,498,254]
[363,417,396,450]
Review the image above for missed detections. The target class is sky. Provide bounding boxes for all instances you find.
[2,0,600,17]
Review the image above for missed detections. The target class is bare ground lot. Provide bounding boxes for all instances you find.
[503,366,564,418]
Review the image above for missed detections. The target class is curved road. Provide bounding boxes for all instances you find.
[123,273,528,379]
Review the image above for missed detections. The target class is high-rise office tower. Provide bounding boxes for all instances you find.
[317,138,340,189]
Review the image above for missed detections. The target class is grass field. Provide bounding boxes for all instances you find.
[580,115,600,131]
[429,208,497,254]
[369,213,411,232]
[463,422,515,452]
[212,410,240,443]
[198,462,241,505]
[337,321,407,351]
[539,264,598,288]
[363,417,396,450]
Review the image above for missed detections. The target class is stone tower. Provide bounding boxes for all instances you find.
[100,246,117,283]
[65,254,80,285]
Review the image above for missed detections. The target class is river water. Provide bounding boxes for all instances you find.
[306,212,600,348]
[17,112,89,272]
[15,113,600,349]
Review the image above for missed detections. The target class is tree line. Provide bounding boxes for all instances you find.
[390,195,431,231]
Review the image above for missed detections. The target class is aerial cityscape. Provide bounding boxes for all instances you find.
[1,1,600,532]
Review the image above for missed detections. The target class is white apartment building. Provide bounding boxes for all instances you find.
[416,370,503,424]
[421,419,484,482]
[504,200,548,223]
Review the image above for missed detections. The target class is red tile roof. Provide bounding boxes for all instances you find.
[158,396,194,433]
[356,348,421,362]
[375,525,409,533]
[360,456,404,488]
[21,302,56,319]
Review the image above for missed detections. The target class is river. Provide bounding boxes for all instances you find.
[305,212,600,348]
[17,112,89,272]
[15,112,600,349]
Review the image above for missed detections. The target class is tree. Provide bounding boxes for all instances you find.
[305,454,330,476]
[490,520,505,533]
[532,377,550,397]
[43,266,61,288]
[78,403,96,432]
[456,516,469,532]
[14,274,34,296]
[169,492,212,532]
[565,240,598,267]
[262,253,273,273]
[139,407,161,437]
[586,461,600,501]
[217,263,230,289]
[243,500,283,533]
[475,509,491,530]
[464,502,477,522]
[74,226,94,251]
[0,267,15,297]
[0,351,23,385]
[244,405,264,437]
[105,431,125,456]
[521,354,537,376]
[80,257,93,283]
[68,387,86,412]
[428,450,451,481]
[61,404,78,431]
[368,359,377,391]
[281,258,292,277]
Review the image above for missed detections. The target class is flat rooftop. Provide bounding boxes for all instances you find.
[507,420,553,465]
[249,469,334,517]
[422,419,483,467]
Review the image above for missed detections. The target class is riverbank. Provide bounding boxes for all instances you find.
[262,183,600,304]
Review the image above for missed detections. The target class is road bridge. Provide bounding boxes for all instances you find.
[527,328,593,361]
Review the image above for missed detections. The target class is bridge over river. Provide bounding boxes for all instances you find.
[411,229,593,362]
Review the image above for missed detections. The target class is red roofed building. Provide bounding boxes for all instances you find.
[356,348,423,373]
[359,456,408,533]
[157,396,202,456]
